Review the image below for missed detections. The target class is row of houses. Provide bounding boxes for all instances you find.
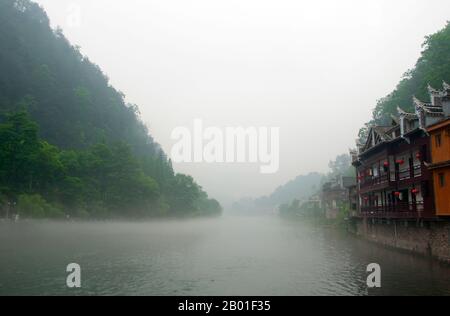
[321,82,449,222]
[350,82,450,220]
[318,83,450,261]
[321,176,356,219]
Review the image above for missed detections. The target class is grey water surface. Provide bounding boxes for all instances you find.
[0,216,449,296]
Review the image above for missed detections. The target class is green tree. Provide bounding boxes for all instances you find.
[0,0,222,218]
[361,22,450,137]
[0,111,41,195]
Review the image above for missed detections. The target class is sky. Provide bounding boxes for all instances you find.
[34,0,450,207]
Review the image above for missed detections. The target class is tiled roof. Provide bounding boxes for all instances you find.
[356,81,449,157]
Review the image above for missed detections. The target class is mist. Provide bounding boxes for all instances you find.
[3,0,450,299]
[2,218,450,295]
[31,0,450,206]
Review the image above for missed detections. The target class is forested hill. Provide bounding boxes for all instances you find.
[361,22,450,137]
[0,0,153,151]
[0,0,221,218]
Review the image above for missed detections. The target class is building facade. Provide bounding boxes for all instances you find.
[349,82,450,262]
[426,82,450,216]
[352,83,450,220]
[322,176,356,220]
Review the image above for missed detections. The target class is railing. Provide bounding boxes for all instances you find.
[360,174,389,189]
[413,165,422,178]
[398,165,423,181]
[359,202,426,219]
[398,169,411,181]
[361,165,424,188]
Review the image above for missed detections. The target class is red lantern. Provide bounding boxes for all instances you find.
[411,188,420,194]
[383,161,389,167]
[394,191,401,197]
[396,159,405,165]
[416,152,421,160]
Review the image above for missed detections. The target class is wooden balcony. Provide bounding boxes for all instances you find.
[359,164,423,192]
[358,202,433,219]
[360,174,389,190]
[398,169,411,181]
[413,165,422,178]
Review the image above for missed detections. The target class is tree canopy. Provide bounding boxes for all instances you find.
[360,21,450,139]
[0,0,221,218]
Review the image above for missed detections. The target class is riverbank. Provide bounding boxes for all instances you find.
[349,217,450,264]
[285,213,450,265]
[0,209,225,223]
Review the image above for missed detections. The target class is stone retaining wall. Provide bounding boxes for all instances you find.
[352,217,450,263]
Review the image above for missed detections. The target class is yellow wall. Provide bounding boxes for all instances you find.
[429,120,450,216]
[431,130,450,163]
[432,168,450,216]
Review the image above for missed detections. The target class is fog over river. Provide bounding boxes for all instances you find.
[1,216,450,296]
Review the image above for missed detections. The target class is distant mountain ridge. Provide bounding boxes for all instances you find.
[262,172,323,206]
[232,172,323,214]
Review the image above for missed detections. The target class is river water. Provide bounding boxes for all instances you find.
[0,216,449,296]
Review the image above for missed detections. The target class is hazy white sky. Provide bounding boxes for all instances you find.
[35,0,450,206]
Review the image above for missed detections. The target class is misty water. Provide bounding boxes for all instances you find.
[1,216,450,296]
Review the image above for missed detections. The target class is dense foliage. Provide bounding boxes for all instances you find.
[0,0,221,218]
[360,22,450,138]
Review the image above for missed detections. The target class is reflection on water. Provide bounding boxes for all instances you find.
[0,216,449,296]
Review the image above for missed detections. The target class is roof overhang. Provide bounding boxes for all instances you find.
[426,160,450,170]
[427,118,450,132]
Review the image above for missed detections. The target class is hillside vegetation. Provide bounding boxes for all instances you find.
[0,0,221,218]
[360,22,450,138]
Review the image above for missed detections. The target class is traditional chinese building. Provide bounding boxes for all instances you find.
[351,84,450,219]
[349,82,450,262]
[322,176,356,220]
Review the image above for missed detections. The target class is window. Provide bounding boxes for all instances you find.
[373,164,379,177]
[435,134,442,148]
[439,173,446,188]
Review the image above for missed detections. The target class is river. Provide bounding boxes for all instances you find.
[0,216,449,296]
